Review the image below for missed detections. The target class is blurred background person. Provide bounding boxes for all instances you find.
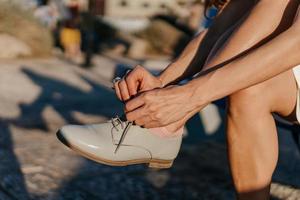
[79,0,101,68]
[60,0,83,64]
[34,0,60,29]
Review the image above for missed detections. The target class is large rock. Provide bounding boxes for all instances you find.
[138,19,190,56]
[127,38,149,59]
[0,34,32,59]
[0,2,53,57]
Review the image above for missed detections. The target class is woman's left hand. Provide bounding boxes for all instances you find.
[124,85,199,128]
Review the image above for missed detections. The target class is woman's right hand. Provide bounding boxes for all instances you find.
[114,65,163,102]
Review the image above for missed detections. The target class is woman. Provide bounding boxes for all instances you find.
[116,0,300,199]
[60,0,82,63]
[58,0,300,199]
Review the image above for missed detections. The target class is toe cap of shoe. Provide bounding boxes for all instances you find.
[57,125,105,148]
[57,124,116,156]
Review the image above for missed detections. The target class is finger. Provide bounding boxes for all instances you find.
[125,106,146,122]
[125,74,139,97]
[125,95,145,112]
[112,77,122,85]
[125,69,132,75]
[125,68,143,96]
[114,82,122,101]
[134,118,145,126]
[118,79,130,101]
[134,115,153,126]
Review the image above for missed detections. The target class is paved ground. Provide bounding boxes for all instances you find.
[0,57,300,200]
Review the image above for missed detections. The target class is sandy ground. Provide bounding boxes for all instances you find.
[0,56,300,200]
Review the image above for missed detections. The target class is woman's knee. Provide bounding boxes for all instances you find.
[228,86,271,118]
[228,70,297,119]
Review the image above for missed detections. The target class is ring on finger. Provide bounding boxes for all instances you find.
[112,77,122,84]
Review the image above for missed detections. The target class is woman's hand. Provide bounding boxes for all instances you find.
[124,85,206,128]
[114,65,163,102]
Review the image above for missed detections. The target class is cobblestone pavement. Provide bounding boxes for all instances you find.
[0,58,300,200]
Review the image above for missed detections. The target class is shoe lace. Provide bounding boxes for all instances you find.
[111,116,133,154]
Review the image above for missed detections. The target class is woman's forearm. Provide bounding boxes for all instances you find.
[158,0,256,87]
[158,31,206,87]
[204,0,297,70]
[187,26,300,108]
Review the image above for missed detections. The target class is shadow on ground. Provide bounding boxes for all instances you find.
[0,122,30,200]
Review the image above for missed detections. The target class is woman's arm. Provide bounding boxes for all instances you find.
[124,1,300,128]
[157,0,256,86]
[204,0,299,69]
[188,22,300,109]
[157,30,206,87]
[125,24,300,128]
[115,0,255,101]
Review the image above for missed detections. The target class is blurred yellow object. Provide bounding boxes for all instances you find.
[60,27,83,64]
[60,28,81,47]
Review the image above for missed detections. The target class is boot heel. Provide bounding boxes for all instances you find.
[148,159,173,169]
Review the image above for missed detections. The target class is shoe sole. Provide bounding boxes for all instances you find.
[56,130,173,169]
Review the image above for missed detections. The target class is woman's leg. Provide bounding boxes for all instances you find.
[199,2,299,197]
[227,69,297,200]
